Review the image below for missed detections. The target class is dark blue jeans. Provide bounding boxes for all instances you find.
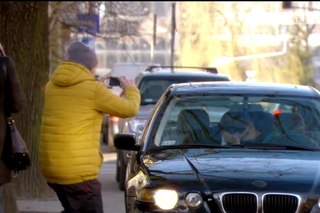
[48,179,103,213]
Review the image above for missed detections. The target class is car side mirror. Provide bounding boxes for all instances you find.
[114,133,141,151]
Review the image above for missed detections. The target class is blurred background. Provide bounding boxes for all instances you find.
[49,1,320,88]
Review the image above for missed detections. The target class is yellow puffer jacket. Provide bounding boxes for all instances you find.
[40,61,140,185]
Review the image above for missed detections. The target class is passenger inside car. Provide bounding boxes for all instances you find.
[220,111,261,145]
[295,105,320,144]
[219,104,276,145]
[176,109,218,144]
[269,111,319,148]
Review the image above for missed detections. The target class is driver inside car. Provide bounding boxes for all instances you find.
[220,112,258,145]
[220,111,277,145]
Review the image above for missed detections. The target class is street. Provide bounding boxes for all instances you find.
[100,149,126,213]
[18,144,126,213]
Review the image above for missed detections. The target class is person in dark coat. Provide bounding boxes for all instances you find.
[0,43,26,212]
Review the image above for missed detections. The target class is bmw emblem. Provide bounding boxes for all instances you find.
[252,180,267,188]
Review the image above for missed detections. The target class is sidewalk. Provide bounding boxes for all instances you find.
[17,152,117,213]
[18,198,62,213]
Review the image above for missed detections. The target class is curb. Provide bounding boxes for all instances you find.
[17,199,63,213]
[20,212,59,213]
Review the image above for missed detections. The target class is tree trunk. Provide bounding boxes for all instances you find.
[0,1,54,212]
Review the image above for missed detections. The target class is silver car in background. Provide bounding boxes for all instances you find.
[100,62,159,152]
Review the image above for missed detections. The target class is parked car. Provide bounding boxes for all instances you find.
[114,81,320,213]
[116,65,231,190]
[100,62,159,151]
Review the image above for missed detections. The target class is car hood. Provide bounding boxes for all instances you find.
[142,148,320,194]
[136,104,155,119]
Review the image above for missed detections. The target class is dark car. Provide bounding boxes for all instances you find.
[114,81,320,213]
[115,66,230,190]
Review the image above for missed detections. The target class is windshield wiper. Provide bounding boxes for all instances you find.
[232,143,318,151]
[150,144,230,151]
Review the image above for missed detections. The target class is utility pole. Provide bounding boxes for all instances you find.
[151,14,157,64]
[170,2,176,68]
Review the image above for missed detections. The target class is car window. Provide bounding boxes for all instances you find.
[151,95,320,150]
[139,76,229,105]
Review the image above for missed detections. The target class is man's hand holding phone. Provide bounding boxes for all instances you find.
[99,74,136,90]
[98,74,113,89]
[118,76,135,90]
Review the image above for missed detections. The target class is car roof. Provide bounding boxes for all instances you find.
[170,81,319,97]
[139,70,230,79]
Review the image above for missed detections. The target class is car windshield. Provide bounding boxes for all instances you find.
[151,95,320,151]
[139,76,228,105]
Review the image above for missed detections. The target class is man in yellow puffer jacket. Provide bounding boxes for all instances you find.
[39,41,140,213]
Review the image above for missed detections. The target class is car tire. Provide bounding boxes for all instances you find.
[101,116,109,145]
[119,157,126,191]
[101,132,108,145]
[124,191,129,213]
[108,126,117,153]
[116,151,120,182]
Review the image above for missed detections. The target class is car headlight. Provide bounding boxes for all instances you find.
[186,192,203,208]
[128,118,147,133]
[154,189,179,210]
[138,188,179,210]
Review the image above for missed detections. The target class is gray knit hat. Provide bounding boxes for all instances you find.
[66,41,98,71]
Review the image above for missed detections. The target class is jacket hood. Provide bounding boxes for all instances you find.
[51,61,95,86]
[143,149,320,194]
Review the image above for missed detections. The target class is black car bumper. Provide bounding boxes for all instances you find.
[136,201,213,213]
[134,196,320,213]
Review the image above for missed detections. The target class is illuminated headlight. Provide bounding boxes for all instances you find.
[154,189,179,210]
[318,199,320,208]
[138,189,179,210]
[128,118,147,133]
[186,193,203,208]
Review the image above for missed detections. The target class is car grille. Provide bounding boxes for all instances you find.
[262,194,299,213]
[219,192,300,213]
[221,193,257,213]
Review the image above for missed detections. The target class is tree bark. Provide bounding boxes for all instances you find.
[0,1,54,212]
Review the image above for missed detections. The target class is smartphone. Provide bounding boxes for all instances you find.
[106,77,121,87]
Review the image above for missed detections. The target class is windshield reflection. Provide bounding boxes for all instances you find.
[152,95,320,151]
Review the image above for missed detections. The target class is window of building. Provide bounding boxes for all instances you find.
[97,54,105,68]
[254,24,275,35]
[155,38,167,51]
[140,2,152,16]
[154,2,171,17]
[241,25,252,35]
[314,67,320,79]
[106,54,118,68]
[278,24,290,34]
[141,53,151,63]
[310,2,320,10]
[214,25,227,35]
[140,38,151,51]
[105,39,119,50]
[120,53,128,62]
[154,53,166,65]
[311,24,320,33]
[95,42,105,50]
[112,2,150,16]
[126,53,139,62]
[131,40,139,50]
